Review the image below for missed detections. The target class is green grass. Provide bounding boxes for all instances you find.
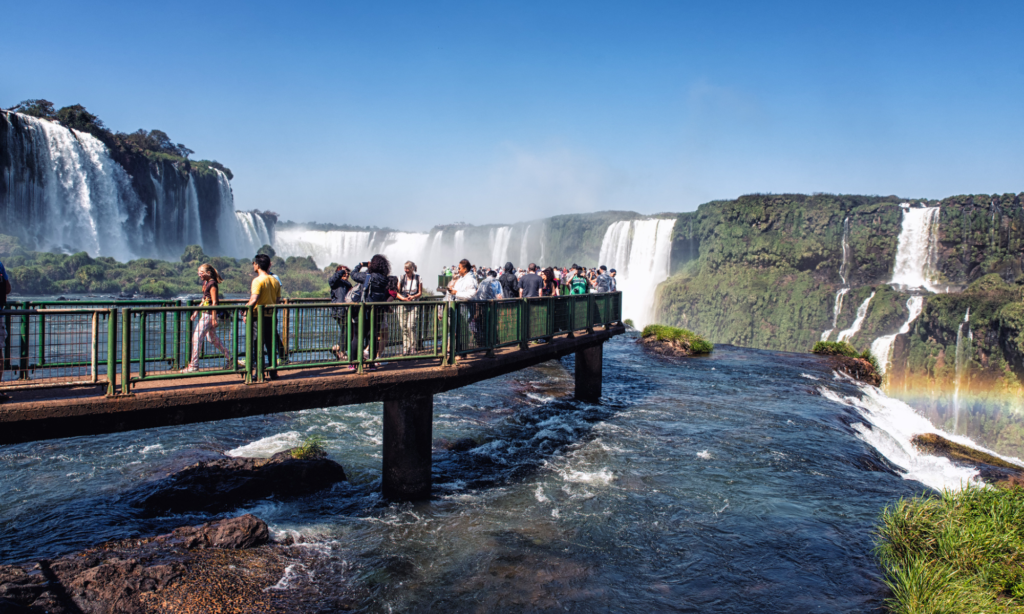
[291,434,328,460]
[640,324,714,354]
[876,485,1024,613]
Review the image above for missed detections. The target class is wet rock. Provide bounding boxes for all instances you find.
[0,516,292,613]
[825,355,881,386]
[128,448,347,514]
[637,335,700,357]
[164,514,270,550]
[911,433,1024,484]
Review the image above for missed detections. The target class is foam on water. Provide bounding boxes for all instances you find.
[226,432,303,458]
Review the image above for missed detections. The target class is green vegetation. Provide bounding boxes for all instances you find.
[641,324,713,354]
[291,434,328,460]
[876,485,1024,613]
[0,236,331,298]
[812,341,881,375]
[623,318,635,329]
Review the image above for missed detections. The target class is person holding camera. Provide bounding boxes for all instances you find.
[328,265,352,360]
[350,255,391,370]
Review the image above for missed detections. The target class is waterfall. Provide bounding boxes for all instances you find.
[820,288,850,342]
[839,216,850,286]
[836,292,876,343]
[379,232,432,268]
[598,218,676,328]
[952,308,972,434]
[184,175,202,247]
[273,228,434,270]
[453,229,466,260]
[869,296,925,375]
[891,204,942,293]
[520,226,531,266]
[488,226,513,267]
[821,217,853,341]
[235,211,273,255]
[1,113,135,259]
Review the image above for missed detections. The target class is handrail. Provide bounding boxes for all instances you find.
[0,292,622,394]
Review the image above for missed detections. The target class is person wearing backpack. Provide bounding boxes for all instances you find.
[498,262,518,300]
[350,255,391,370]
[570,266,589,295]
[396,261,422,355]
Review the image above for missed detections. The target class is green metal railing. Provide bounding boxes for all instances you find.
[0,292,621,393]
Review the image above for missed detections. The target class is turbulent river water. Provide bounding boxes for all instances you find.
[0,336,1001,612]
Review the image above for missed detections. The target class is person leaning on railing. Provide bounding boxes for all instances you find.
[350,254,391,371]
[244,254,282,380]
[0,255,10,397]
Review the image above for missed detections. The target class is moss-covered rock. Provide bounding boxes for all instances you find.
[638,324,713,356]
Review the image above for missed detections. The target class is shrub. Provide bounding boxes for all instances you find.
[811,340,859,357]
[291,434,327,460]
[641,324,714,354]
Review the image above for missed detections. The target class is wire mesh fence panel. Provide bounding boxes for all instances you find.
[527,299,551,341]
[569,296,588,331]
[1,310,110,388]
[391,301,443,358]
[553,298,572,334]
[453,301,493,355]
[495,300,522,347]
[270,304,347,368]
[612,292,622,322]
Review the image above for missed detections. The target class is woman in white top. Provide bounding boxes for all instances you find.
[452,259,479,299]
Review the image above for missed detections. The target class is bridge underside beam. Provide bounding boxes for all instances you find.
[382,392,433,501]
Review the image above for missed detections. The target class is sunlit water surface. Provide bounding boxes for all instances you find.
[1,337,965,612]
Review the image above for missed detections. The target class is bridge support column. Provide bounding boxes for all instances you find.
[574,344,603,403]
[382,393,433,501]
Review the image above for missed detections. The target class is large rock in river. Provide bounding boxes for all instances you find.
[129,449,347,514]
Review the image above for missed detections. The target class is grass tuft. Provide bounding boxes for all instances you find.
[641,324,714,354]
[876,485,1024,613]
[291,434,328,460]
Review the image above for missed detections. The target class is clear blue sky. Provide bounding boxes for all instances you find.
[3,1,1022,230]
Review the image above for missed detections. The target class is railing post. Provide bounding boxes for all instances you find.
[2,310,10,376]
[106,308,117,396]
[172,309,181,371]
[91,311,99,384]
[357,303,365,374]
[520,298,529,350]
[587,294,595,333]
[256,305,265,382]
[36,310,45,368]
[244,307,254,384]
[232,308,240,373]
[138,311,147,381]
[282,305,290,358]
[121,308,131,394]
[18,310,29,380]
[486,302,496,357]
[270,306,279,372]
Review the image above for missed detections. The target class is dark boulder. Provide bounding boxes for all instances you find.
[128,449,347,514]
[164,513,270,550]
[825,355,881,386]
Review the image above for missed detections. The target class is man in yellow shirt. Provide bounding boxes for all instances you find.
[245,254,283,378]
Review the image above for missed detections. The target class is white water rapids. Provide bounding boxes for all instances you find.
[890,205,942,292]
[836,292,875,342]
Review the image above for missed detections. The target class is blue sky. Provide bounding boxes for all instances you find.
[3,1,1022,230]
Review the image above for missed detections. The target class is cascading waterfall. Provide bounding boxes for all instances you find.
[869,296,925,375]
[891,204,942,293]
[273,229,371,267]
[820,288,850,342]
[836,292,875,342]
[2,112,136,260]
[235,211,274,255]
[952,308,972,434]
[379,232,432,268]
[489,226,513,267]
[1,111,270,260]
[520,226,531,266]
[821,217,852,341]
[598,218,676,328]
[453,229,466,261]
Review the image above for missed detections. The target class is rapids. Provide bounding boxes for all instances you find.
[0,336,996,612]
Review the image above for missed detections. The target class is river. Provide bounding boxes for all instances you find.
[0,335,996,612]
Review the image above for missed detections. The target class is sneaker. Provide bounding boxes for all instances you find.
[347,365,357,371]
[223,359,235,371]
[181,366,198,373]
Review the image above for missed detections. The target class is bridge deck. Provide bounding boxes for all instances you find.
[0,325,624,445]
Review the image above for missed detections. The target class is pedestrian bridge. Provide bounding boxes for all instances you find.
[0,294,624,499]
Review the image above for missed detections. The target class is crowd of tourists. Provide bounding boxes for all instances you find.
[0,251,619,386]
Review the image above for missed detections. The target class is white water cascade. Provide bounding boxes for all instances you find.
[869,296,925,375]
[836,292,876,343]
[520,226,531,266]
[489,226,513,267]
[890,205,943,293]
[235,211,273,255]
[453,229,466,260]
[820,289,850,342]
[598,218,676,328]
[952,308,972,434]
[821,218,852,341]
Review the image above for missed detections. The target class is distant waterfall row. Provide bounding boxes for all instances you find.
[0,111,272,259]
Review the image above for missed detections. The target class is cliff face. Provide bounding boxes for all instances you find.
[658,194,905,352]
